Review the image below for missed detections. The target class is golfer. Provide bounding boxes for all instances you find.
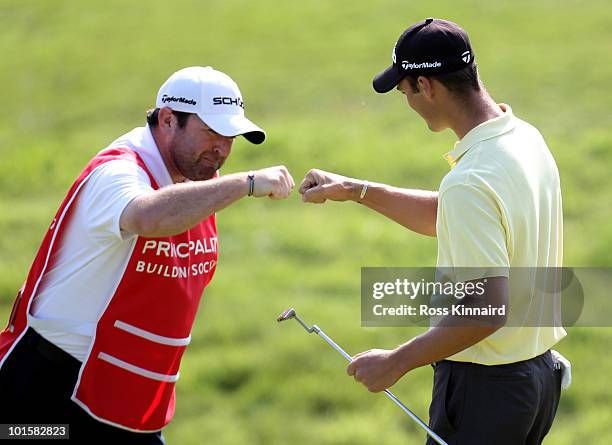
[0,66,294,443]
[299,18,566,444]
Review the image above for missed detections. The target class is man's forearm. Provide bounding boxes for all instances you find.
[391,277,508,377]
[391,324,499,377]
[351,182,438,237]
[122,172,249,237]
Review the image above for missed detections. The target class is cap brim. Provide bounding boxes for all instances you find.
[198,113,266,145]
[372,64,404,94]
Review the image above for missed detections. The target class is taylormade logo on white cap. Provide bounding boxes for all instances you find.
[155,66,266,144]
[161,95,197,106]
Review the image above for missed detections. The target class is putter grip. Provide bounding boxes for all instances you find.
[315,328,448,445]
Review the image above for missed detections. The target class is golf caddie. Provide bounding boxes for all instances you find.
[299,18,569,444]
[0,66,294,443]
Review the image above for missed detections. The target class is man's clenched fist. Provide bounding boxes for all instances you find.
[251,165,295,199]
[347,348,404,393]
[299,169,362,203]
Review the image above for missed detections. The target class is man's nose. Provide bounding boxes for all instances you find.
[213,135,233,156]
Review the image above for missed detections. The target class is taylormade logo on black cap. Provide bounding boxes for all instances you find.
[373,18,475,93]
[401,61,442,70]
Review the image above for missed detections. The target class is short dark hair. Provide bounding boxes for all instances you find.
[405,63,481,96]
[146,108,192,128]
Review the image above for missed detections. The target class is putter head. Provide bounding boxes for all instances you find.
[276,307,296,323]
[276,307,315,333]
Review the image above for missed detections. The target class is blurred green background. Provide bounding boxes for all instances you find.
[1,1,611,443]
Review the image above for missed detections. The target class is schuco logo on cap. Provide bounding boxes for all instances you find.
[213,97,244,109]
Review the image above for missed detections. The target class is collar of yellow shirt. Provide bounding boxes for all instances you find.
[444,103,516,168]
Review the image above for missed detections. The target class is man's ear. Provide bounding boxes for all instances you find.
[157,107,175,130]
[418,76,434,102]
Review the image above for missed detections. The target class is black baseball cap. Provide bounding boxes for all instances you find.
[373,18,474,93]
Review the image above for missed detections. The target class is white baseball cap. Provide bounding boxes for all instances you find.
[155,66,266,144]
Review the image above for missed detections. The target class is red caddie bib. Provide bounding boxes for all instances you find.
[0,147,218,432]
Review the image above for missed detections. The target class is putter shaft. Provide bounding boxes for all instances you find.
[277,309,448,445]
[314,326,448,445]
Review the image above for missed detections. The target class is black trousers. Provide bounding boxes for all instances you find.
[0,328,165,444]
[427,351,562,445]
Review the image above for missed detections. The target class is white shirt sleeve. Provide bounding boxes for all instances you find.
[78,160,153,242]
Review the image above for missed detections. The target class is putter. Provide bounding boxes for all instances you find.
[277,308,448,445]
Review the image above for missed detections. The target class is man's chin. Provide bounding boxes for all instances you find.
[426,121,445,133]
[186,167,217,181]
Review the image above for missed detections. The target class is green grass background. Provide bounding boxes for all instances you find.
[1,1,611,443]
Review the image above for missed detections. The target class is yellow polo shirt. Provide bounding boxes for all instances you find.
[436,104,566,365]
